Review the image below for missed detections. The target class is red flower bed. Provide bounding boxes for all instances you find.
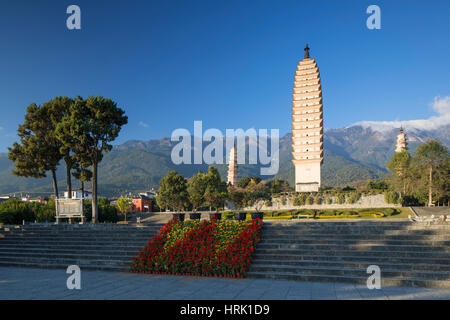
[130,218,263,278]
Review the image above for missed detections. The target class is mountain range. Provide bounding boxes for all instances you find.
[0,124,448,197]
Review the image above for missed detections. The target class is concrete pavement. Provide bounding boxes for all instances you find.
[0,267,449,300]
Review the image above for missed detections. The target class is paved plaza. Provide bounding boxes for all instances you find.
[0,267,449,300]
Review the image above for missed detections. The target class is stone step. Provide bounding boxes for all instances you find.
[246,271,450,289]
[262,223,450,229]
[248,264,450,281]
[262,229,450,236]
[251,259,450,272]
[0,229,160,236]
[256,243,450,253]
[0,226,163,230]
[254,247,450,259]
[263,221,448,227]
[259,238,450,246]
[0,223,163,273]
[252,253,450,266]
[0,251,133,261]
[0,240,150,247]
[0,235,156,242]
[0,247,141,256]
[0,255,131,266]
[257,233,450,240]
[0,260,128,272]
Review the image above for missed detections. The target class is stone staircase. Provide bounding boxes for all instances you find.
[248,221,450,288]
[0,223,163,271]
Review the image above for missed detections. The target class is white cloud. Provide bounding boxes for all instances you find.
[352,96,450,132]
[139,121,149,128]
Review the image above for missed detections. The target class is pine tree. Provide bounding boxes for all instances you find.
[57,96,128,223]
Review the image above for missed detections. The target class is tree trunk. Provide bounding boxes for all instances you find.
[428,165,433,207]
[66,160,72,199]
[51,169,59,199]
[403,177,406,197]
[81,180,84,199]
[92,161,98,223]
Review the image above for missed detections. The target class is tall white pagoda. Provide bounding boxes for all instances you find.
[227,146,238,186]
[395,127,408,153]
[291,44,324,192]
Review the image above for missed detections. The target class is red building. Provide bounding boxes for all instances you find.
[132,195,152,213]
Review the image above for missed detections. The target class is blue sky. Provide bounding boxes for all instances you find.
[0,0,449,151]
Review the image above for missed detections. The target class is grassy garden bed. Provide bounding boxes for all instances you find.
[260,208,407,219]
[130,218,263,278]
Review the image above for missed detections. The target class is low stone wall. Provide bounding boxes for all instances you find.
[242,194,400,211]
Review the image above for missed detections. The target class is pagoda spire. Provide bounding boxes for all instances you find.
[304,43,310,59]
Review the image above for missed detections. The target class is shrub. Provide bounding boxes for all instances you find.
[84,202,119,223]
[293,194,306,206]
[0,199,38,224]
[223,212,234,220]
[347,192,361,204]
[384,191,399,204]
[337,194,345,204]
[36,199,56,222]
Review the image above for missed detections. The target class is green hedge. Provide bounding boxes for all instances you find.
[0,198,119,224]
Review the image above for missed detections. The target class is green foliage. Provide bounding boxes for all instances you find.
[247,190,271,211]
[8,101,67,198]
[157,170,189,211]
[305,197,312,205]
[83,201,119,223]
[237,176,261,188]
[0,199,38,224]
[187,170,207,210]
[222,212,235,220]
[203,166,228,211]
[265,178,292,194]
[366,179,388,191]
[384,191,399,204]
[117,195,133,221]
[57,96,128,223]
[336,193,345,204]
[228,188,247,210]
[386,150,411,195]
[411,139,449,205]
[293,194,306,206]
[117,196,133,213]
[347,192,361,204]
[36,198,56,222]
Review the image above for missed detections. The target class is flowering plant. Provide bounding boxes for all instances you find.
[130,218,263,278]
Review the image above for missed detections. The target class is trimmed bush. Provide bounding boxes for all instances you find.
[384,191,399,204]
[337,194,345,204]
